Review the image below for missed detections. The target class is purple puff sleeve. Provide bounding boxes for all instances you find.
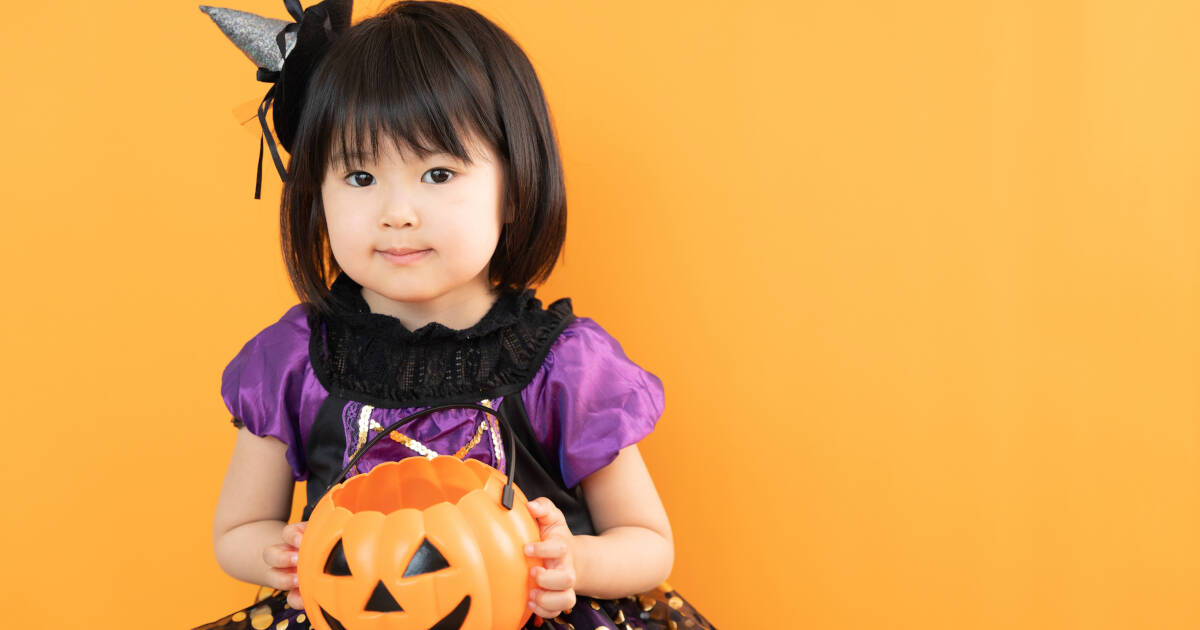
[522,317,665,489]
[221,304,315,481]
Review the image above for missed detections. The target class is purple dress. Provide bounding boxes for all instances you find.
[193,273,717,630]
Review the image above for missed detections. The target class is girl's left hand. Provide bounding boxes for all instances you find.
[524,497,578,620]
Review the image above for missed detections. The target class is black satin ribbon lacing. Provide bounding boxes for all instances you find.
[250,0,306,198]
[319,402,520,510]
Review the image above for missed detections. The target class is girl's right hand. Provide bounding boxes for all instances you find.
[263,521,308,610]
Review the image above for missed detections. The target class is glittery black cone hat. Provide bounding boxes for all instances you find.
[200,0,353,198]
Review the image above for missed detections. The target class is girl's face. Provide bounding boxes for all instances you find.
[321,132,504,314]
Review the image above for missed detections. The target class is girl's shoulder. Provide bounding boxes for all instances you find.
[220,304,321,480]
[541,315,657,379]
[523,314,666,489]
[551,315,631,349]
[235,303,312,349]
[221,304,313,393]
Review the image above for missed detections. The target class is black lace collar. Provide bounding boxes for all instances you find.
[307,271,576,408]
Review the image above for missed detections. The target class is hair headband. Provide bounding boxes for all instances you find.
[200,0,354,199]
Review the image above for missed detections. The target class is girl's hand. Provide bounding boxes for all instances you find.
[263,521,308,610]
[523,497,578,619]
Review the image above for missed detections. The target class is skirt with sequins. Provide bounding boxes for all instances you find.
[192,582,717,630]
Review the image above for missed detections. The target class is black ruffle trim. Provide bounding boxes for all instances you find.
[307,272,576,408]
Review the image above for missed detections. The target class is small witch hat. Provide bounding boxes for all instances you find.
[200,0,354,198]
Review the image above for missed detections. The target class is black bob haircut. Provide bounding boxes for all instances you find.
[279,0,567,316]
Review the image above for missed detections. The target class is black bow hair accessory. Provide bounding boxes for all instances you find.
[200,0,354,199]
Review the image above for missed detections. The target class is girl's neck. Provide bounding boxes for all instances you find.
[359,272,500,332]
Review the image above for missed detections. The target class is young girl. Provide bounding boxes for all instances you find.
[194,1,716,629]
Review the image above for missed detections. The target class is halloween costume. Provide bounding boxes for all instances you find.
[191,272,717,630]
[196,1,717,627]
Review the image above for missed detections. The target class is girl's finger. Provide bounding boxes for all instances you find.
[528,600,557,620]
[286,587,304,611]
[532,566,576,591]
[528,501,567,530]
[282,525,305,547]
[267,567,299,591]
[524,541,567,559]
[530,588,576,615]
[263,544,299,568]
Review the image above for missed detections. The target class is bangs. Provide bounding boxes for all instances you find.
[303,11,502,175]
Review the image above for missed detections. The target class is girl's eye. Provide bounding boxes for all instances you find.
[345,171,375,187]
[423,168,455,184]
[343,168,455,187]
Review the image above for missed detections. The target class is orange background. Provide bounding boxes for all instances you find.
[1,1,1197,628]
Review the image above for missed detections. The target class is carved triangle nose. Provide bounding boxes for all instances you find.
[365,580,404,612]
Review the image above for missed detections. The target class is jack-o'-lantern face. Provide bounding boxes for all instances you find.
[318,537,469,630]
[298,456,540,630]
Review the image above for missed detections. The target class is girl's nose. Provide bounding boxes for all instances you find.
[380,200,420,229]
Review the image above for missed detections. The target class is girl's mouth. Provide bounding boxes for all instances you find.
[379,249,432,264]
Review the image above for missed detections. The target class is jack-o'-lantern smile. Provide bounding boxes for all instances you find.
[319,597,470,630]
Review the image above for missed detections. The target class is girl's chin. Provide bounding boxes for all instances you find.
[357,267,493,301]
[365,280,486,304]
[366,286,443,305]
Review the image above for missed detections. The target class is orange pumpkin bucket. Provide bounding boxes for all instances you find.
[297,403,541,630]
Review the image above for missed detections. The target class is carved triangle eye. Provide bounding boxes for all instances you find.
[324,539,352,576]
[403,538,450,577]
[365,580,404,612]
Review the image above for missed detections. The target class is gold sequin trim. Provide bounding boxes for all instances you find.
[483,398,505,470]
[345,403,378,475]
[668,596,684,609]
[356,404,374,453]
[371,419,438,459]
[349,400,504,466]
[369,401,491,460]
[231,612,247,622]
[453,415,488,457]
